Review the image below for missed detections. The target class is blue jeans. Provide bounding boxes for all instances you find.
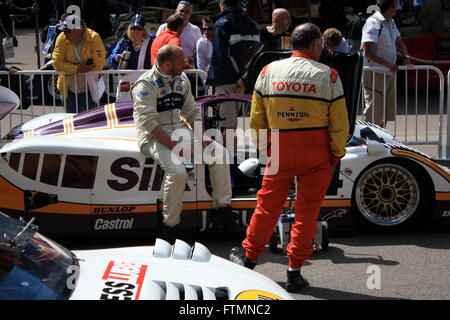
[65,90,96,113]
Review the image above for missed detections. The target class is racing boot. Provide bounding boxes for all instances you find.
[161,223,180,245]
[229,247,257,270]
[285,270,309,292]
[212,206,242,233]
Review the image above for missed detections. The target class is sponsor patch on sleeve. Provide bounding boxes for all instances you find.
[260,65,269,79]
[155,78,164,88]
[330,68,339,83]
[137,90,149,98]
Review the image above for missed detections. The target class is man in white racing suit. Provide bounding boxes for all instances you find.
[131,44,237,242]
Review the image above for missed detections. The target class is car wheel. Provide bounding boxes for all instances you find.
[352,161,431,232]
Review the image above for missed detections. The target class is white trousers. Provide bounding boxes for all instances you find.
[141,129,232,227]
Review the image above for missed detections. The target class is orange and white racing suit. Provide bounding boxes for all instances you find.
[243,50,349,269]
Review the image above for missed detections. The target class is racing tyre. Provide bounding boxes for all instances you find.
[352,161,432,232]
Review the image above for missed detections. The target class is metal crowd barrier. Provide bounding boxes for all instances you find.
[0,68,207,138]
[447,69,450,160]
[1,66,447,159]
[362,65,446,159]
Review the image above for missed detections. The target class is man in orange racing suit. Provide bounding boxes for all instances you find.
[230,23,349,292]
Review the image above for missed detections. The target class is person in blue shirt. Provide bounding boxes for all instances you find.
[108,14,154,70]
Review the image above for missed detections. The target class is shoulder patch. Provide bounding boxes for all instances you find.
[260,64,269,79]
[155,78,164,88]
[330,68,339,83]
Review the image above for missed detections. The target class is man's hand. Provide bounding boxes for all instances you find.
[402,57,413,67]
[76,63,95,74]
[115,54,122,63]
[385,62,399,72]
[236,78,246,91]
[8,67,18,75]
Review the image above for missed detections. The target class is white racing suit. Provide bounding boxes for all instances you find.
[131,63,232,227]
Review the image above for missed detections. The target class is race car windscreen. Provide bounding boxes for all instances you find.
[0,223,77,300]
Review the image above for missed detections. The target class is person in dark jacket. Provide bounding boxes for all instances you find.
[206,0,259,146]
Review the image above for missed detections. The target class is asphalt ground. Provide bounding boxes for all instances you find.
[3,28,450,302]
[59,226,450,301]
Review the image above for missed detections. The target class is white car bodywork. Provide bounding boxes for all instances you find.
[70,239,293,300]
[0,211,293,300]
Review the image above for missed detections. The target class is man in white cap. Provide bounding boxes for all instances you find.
[52,14,106,113]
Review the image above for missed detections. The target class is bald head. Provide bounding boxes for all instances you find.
[272,8,289,21]
[157,44,186,76]
[270,8,291,34]
[157,44,184,64]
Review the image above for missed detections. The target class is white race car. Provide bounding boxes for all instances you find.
[0,212,293,300]
[0,50,448,238]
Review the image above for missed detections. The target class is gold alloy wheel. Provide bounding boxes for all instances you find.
[355,163,420,226]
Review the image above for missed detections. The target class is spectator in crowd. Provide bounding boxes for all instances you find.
[156,1,202,65]
[259,8,291,45]
[108,14,153,70]
[151,14,185,66]
[238,7,290,93]
[323,27,350,53]
[230,23,349,292]
[418,0,446,33]
[52,14,106,113]
[131,44,239,242]
[196,16,213,84]
[206,0,259,144]
[361,0,412,128]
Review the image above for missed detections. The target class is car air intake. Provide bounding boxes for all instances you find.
[151,239,229,300]
[150,281,229,300]
[153,238,212,262]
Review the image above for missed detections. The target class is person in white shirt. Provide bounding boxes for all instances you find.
[156,1,202,63]
[361,0,412,128]
[196,16,213,84]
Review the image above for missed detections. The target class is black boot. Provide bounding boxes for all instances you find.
[286,270,309,292]
[161,224,179,245]
[229,247,257,269]
[212,206,242,233]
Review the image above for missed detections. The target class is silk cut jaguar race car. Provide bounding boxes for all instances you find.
[0,49,449,238]
[0,212,293,300]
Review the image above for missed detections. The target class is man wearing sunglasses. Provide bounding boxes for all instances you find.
[196,16,214,85]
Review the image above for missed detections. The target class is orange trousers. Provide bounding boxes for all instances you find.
[242,130,333,269]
